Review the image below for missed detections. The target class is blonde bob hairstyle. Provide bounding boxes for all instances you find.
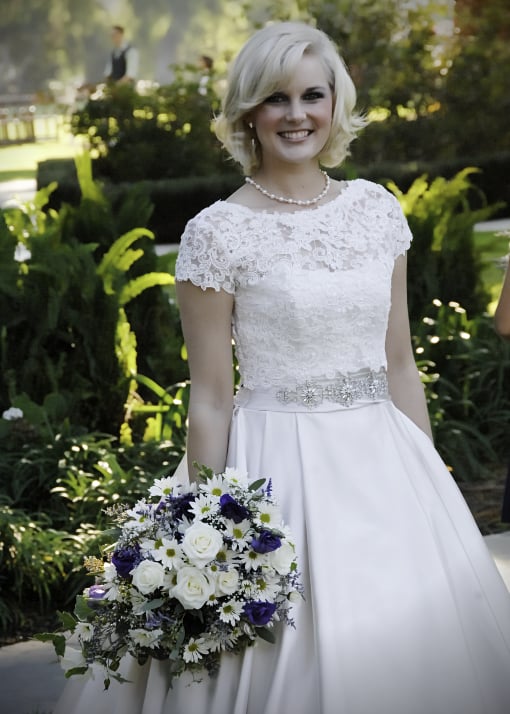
[214,22,366,175]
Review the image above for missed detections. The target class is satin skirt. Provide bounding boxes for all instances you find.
[55,394,510,714]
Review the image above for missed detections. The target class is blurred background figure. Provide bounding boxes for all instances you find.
[104,25,139,87]
[494,237,510,522]
[198,54,214,96]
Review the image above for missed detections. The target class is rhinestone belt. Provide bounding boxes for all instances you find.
[275,369,388,409]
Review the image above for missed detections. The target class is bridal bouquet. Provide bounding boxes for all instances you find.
[40,465,301,688]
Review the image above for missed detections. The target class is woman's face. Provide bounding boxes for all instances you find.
[249,53,333,170]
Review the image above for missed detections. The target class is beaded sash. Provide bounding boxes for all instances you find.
[274,369,388,409]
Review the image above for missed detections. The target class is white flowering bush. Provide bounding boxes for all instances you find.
[39,465,301,688]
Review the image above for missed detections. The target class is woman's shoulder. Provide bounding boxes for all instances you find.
[186,200,235,226]
[348,178,397,201]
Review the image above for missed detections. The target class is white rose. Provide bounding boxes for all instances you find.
[215,568,240,596]
[268,541,295,575]
[171,566,215,610]
[131,560,166,594]
[182,522,223,568]
[60,645,87,672]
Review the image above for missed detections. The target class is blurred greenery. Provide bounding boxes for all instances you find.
[3,1,509,169]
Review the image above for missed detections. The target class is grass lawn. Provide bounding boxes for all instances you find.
[0,138,83,182]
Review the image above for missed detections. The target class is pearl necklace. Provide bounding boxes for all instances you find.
[245,171,331,206]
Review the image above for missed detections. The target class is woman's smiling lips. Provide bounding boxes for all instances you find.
[278,130,313,140]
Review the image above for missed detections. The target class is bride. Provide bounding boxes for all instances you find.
[55,21,510,714]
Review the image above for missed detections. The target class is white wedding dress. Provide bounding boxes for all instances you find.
[55,179,510,714]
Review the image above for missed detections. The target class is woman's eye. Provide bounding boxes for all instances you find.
[304,91,324,101]
[264,93,286,104]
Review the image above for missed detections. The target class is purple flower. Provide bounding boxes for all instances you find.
[112,545,140,578]
[219,494,251,523]
[243,600,278,627]
[170,493,196,521]
[88,584,107,599]
[251,529,281,554]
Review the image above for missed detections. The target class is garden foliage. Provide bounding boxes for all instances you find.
[389,168,504,321]
[71,76,235,182]
[0,162,509,640]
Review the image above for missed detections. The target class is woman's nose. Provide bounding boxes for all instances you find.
[286,100,306,121]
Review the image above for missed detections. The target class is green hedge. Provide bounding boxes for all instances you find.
[38,151,509,246]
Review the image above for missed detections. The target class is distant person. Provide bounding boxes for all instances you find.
[494,239,510,522]
[198,54,213,96]
[104,25,139,86]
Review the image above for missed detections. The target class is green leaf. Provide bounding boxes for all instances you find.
[119,272,174,306]
[74,595,96,621]
[58,610,77,631]
[255,627,276,644]
[65,666,89,679]
[33,182,58,211]
[140,598,165,612]
[74,153,105,204]
[248,478,266,492]
[53,634,67,658]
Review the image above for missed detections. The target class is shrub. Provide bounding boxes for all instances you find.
[0,431,186,640]
[415,300,510,480]
[388,168,503,321]
[71,74,237,182]
[0,154,183,435]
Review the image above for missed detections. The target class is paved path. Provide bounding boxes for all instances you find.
[0,178,37,208]
[0,532,508,714]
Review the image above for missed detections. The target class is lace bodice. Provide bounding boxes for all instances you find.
[175,179,412,389]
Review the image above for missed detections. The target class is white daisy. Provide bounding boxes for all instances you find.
[214,545,238,567]
[103,580,122,601]
[182,637,208,663]
[139,538,156,554]
[223,519,252,551]
[102,562,117,583]
[123,499,153,531]
[151,537,184,570]
[75,621,94,642]
[240,548,268,571]
[128,628,163,648]
[149,476,180,498]
[223,467,248,487]
[251,572,281,600]
[189,493,215,520]
[200,473,228,501]
[254,503,282,529]
[218,598,243,625]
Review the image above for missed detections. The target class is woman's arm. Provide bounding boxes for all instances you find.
[495,260,510,339]
[385,254,433,440]
[176,280,235,481]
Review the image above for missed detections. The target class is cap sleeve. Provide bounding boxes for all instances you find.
[175,207,235,293]
[386,192,413,259]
